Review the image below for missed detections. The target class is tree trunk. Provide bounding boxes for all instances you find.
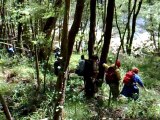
[40,0,62,61]
[76,19,88,53]
[88,0,96,59]
[0,94,13,120]
[150,16,157,50]
[126,0,143,55]
[53,0,70,119]
[126,0,131,53]
[103,0,107,31]
[0,0,6,48]
[43,25,56,93]
[30,17,40,91]
[17,0,24,54]
[158,24,160,52]
[67,0,85,64]
[43,0,62,39]
[98,0,115,80]
[115,0,135,53]
[53,0,84,119]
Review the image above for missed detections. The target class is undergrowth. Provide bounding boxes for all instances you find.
[0,52,159,120]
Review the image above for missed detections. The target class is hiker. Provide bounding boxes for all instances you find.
[75,55,85,76]
[83,55,99,98]
[120,67,147,100]
[7,44,15,57]
[54,57,61,76]
[103,60,121,100]
[54,47,60,58]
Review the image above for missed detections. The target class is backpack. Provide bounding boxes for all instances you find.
[54,60,60,76]
[123,71,135,85]
[83,59,93,77]
[105,67,118,84]
[75,60,85,76]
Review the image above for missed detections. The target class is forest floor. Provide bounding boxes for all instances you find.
[0,61,160,120]
[0,49,160,120]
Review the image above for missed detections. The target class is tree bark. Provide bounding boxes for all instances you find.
[126,0,143,55]
[0,94,13,120]
[17,0,24,54]
[158,24,160,52]
[66,0,85,65]
[0,0,6,48]
[53,0,70,119]
[126,0,132,53]
[115,0,135,53]
[53,0,85,119]
[43,0,62,39]
[98,0,115,80]
[88,0,96,59]
[30,18,40,91]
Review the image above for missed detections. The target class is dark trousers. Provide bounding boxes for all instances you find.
[84,76,97,98]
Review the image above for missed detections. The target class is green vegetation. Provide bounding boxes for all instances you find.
[0,51,159,120]
[0,0,160,119]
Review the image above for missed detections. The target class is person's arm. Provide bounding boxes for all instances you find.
[115,69,121,81]
[134,74,149,91]
[134,74,144,87]
[102,63,109,71]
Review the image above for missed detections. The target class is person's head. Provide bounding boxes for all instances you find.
[9,44,13,48]
[132,67,139,74]
[115,60,121,68]
[81,55,85,60]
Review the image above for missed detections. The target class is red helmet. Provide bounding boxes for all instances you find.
[116,60,121,68]
[132,67,139,74]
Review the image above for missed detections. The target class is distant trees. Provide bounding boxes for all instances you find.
[126,0,143,55]
[144,0,160,53]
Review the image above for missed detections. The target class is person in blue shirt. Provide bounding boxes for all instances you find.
[7,45,15,57]
[75,55,85,76]
[120,67,147,100]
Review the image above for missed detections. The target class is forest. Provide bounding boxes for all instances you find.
[0,0,160,120]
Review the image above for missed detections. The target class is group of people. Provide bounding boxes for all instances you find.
[75,54,147,100]
[103,61,147,100]
[75,55,99,98]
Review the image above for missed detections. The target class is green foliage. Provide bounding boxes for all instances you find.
[0,51,160,119]
[0,82,14,95]
[64,102,91,120]
[119,89,160,119]
[69,54,82,70]
[0,112,5,120]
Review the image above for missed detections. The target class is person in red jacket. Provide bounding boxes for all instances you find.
[120,67,147,100]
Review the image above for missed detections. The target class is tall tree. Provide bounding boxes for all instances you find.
[53,0,70,119]
[0,0,5,40]
[43,0,62,39]
[126,0,143,55]
[53,0,85,119]
[98,0,115,80]
[37,0,62,61]
[17,0,24,54]
[115,0,135,53]
[88,0,96,58]
[66,0,85,65]
[0,94,12,120]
